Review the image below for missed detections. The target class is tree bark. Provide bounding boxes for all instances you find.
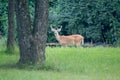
[16,0,48,65]
[7,0,15,53]
[31,0,48,64]
[16,0,32,64]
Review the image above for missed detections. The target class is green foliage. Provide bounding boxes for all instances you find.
[0,0,8,36]
[49,0,120,46]
[0,0,120,46]
[0,47,120,80]
[29,0,35,26]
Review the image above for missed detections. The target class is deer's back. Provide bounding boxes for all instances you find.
[59,36,75,45]
[71,34,84,43]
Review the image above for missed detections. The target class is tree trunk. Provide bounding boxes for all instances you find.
[16,0,48,65]
[7,0,15,53]
[31,0,48,64]
[16,0,32,64]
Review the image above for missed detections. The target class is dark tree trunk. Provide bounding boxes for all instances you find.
[16,0,48,65]
[16,0,32,64]
[7,0,15,53]
[31,0,48,64]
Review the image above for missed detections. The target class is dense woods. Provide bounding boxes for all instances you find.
[0,0,120,46]
[48,0,120,46]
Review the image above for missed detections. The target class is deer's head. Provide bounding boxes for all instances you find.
[50,26,62,36]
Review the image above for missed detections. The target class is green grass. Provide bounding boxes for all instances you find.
[0,46,120,80]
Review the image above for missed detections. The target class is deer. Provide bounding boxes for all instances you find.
[50,26,84,47]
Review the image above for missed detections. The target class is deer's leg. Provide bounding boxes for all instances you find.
[62,43,68,47]
[76,43,81,48]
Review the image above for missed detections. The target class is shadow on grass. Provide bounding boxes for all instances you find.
[0,62,61,72]
[0,63,17,69]
[0,48,60,72]
[0,50,7,54]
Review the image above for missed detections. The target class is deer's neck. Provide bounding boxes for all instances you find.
[55,32,60,41]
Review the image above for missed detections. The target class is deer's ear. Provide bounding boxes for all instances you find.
[57,26,62,32]
[50,26,55,32]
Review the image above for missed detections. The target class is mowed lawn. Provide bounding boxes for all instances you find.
[0,46,120,80]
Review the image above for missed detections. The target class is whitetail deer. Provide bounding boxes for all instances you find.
[50,26,84,47]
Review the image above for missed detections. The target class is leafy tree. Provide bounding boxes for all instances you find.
[0,0,120,46]
[0,0,8,36]
[48,0,120,46]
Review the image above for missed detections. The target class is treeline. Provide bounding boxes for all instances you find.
[48,0,120,46]
[0,0,120,46]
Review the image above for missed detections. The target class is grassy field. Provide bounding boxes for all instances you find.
[0,46,120,80]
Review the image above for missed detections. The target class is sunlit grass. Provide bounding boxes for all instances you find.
[0,46,120,80]
[46,47,120,74]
